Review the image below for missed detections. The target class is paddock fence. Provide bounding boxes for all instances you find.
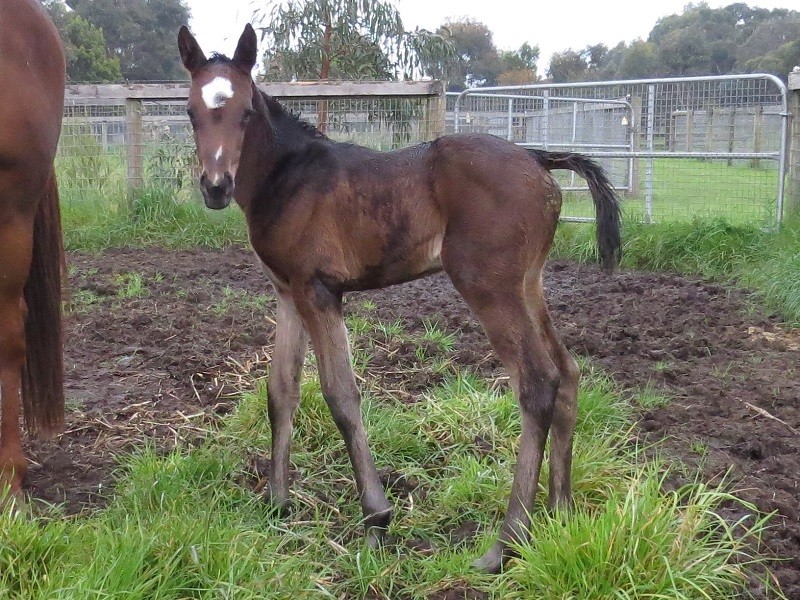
[58,80,446,204]
[58,75,795,226]
[449,74,790,225]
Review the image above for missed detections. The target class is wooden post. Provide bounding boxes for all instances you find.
[125,97,143,199]
[788,71,800,217]
[425,80,446,141]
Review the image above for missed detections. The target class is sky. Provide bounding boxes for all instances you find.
[185,0,796,73]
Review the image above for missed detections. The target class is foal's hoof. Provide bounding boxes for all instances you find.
[261,491,292,519]
[364,506,392,549]
[472,541,508,574]
[366,526,386,549]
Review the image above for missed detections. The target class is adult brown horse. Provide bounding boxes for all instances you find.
[179,24,621,572]
[0,0,66,497]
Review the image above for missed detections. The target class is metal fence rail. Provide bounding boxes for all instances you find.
[450,74,789,225]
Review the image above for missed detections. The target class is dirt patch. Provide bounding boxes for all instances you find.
[23,246,800,598]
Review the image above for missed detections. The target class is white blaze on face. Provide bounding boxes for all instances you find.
[214,146,223,161]
[201,76,234,109]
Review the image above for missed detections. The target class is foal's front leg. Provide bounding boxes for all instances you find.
[294,281,392,546]
[266,292,309,513]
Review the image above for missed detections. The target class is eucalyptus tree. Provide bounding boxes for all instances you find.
[256,0,452,81]
[255,0,452,135]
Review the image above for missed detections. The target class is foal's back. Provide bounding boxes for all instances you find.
[254,133,559,293]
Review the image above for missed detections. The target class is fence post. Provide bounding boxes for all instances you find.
[788,71,800,217]
[125,97,143,200]
[426,80,446,141]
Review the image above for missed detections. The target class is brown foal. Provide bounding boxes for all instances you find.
[0,0,66,498]
[179,24,621,572]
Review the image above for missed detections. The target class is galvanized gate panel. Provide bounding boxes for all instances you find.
[450,74,789,225]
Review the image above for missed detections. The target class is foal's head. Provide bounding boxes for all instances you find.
[178,24,258,209]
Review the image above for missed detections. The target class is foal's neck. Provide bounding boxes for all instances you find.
[233,82,322,213]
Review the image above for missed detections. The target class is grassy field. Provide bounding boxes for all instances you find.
[1,147,793,597]
[556,158,780,226]
[1,360,776,598]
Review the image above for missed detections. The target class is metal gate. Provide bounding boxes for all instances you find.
[451,74,789,225]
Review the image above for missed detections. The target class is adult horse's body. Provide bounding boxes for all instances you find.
[0,0,66,495]
[179,24,621,572]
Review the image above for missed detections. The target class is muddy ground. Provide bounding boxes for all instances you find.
[22,246,800,598]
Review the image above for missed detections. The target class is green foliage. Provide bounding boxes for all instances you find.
[60,183,248,250]
[146,142,197,191]
[56,124,119,192]
[545,4,800,82]
[502,473,766,599]
[45,2,122,83]
[257,0,452,81]
[429,19,502,91]
[66,0,190,81]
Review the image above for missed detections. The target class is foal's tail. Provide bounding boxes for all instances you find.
[22,168,66,436]
[528,149,622,273]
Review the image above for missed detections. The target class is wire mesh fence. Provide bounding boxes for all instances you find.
[58,81,446,206]
[58,76,789,227]
[449,74,789,225]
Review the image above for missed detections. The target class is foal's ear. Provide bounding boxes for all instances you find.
[232,23,258,74]
[178,25,207,73]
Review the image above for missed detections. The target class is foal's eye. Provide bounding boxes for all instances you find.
[240,109,254,128]
[187,109,197,125]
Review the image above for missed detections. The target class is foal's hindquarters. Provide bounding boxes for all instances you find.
[432,137,581,571]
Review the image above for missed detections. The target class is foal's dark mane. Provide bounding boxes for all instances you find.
[260,91,328,141]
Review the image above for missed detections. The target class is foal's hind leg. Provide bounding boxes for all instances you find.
[444,257,560,573]
[0,218,34,497]
[265,292,308,513]
[526,280,580,511]
[293,281,392,546]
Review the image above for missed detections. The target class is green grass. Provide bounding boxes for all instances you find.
[0,366,782,598]
[556,158,779,226]
[553,216,800,325]
[61,184,247,250]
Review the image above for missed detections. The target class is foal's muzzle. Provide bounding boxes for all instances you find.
[200,172,234,210]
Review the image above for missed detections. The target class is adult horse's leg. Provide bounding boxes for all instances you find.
[523,279,579,510]
[293,281,392,545]
[0,217,34,495]
[266,291,308,512]
[443,249,560,574]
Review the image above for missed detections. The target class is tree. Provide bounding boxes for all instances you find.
[617,40,658,79]
[255,0,452,82]
[656,24,711,76]
[67,0,191,81]
[44,0,121,82]
[547,49,588,83]
[737,14,800,68]
[497,42,539,85]
[425,19,503,91]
